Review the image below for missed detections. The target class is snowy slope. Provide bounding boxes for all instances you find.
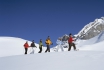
[0,37,54,57]
[0,37,28,57]
[76,31,104,51]
[76,31,104,48]
[0,51,104,70]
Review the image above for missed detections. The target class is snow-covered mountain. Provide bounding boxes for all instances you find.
[77,17,104,40]
[61,17,104,41]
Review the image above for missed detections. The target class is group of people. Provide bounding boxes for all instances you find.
[23,33,77,54]
[23,36,53,54]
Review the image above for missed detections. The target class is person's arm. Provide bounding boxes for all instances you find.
[23,44,25,47]
[45,41,48,44]
[72,38,75,41]
[41,43,43,46]
[34,43,37,48]
[51,41,53,45]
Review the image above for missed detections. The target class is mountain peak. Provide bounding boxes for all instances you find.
[77,17,104,40]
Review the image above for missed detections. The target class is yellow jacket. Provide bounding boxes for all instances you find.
[45,39,52,45]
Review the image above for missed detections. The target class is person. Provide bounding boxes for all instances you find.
[38,39,43,53]
[30,40,37,48]
[68,33,77,51]
[23,41,29,54]
[56,37,64,52]
[45,36,53,53]
[30,40,37,54]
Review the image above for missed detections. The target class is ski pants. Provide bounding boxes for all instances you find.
[25,48,28,54]
[30,47,35,54]
[68,43,76,51]
[38,47,42,53]
[45,45,50,52]
[56,45,64,52]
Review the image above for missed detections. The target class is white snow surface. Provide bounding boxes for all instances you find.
[0,51,104,70]
[76,31,104,51]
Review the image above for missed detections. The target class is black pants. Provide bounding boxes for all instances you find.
[25,48,28,54]
[38,47,42,53]
[68,43,76,51]
[45,45,50,52]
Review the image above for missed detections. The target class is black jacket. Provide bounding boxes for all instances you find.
[31,42,36,47]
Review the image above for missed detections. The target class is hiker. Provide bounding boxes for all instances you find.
[30,40,37,54]
[38,39,43,53]
[68,33,77,51]
[23,41,29,54]
[56,37,64,52]
[45,36,53,52]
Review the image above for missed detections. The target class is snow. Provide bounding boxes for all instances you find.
[0,51,104,70]
[76,31,104,47]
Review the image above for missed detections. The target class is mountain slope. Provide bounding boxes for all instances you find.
[0,37,51,57]
[76,30,104,47]
[77,17,104,39]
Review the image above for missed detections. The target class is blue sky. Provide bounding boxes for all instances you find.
[0,0,104,47]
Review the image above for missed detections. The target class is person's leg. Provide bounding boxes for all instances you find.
[32,47,34,54]
[38,47,41,53]
[25,48,26,54]
[47,45,50,52]
[25,48,28,54]
[45,45,48,52]
[40,47,42,53]
[72,43,76,50]
[68,43,72,51]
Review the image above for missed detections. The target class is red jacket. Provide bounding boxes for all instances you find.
[68,37,74,43]
[24,43,29,48]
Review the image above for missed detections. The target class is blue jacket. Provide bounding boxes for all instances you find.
[56,40,64,45]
